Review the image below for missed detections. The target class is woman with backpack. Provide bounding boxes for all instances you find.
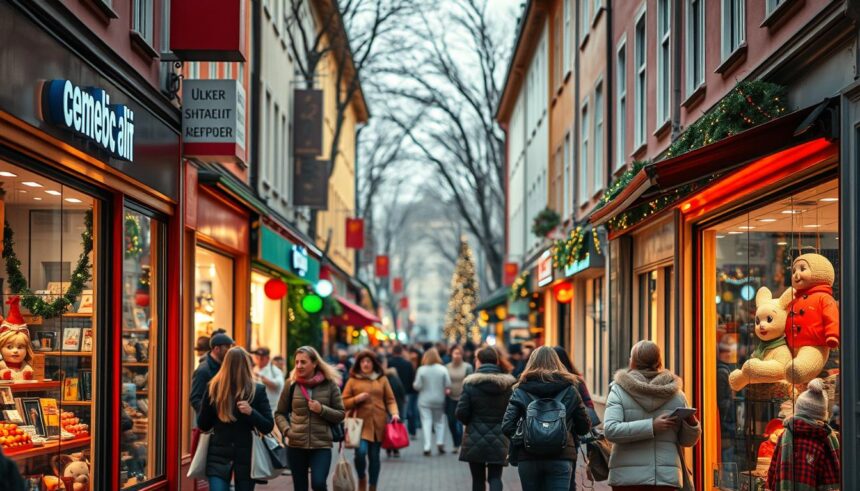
[275,346,345,491]
[502,346,591,491]
[197,347,275,491]
[604,340,701,490]
[342,350,400,491]
[553,346,600,489]
[456,346,516,491]
[413,348,452,456]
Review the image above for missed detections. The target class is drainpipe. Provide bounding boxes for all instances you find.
[671,0,683,140]
[250,0,262,195]
[604,1,613,190]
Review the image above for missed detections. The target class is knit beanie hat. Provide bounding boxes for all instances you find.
[794,378,828,421]
[794,253,835,287]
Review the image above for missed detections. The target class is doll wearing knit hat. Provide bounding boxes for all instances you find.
[0,297,34,381]
[766,379,841,491]
[784,253,840,384]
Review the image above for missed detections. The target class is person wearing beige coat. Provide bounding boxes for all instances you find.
[604,341,701,490]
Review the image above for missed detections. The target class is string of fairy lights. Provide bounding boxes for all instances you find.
[443,239,480,343]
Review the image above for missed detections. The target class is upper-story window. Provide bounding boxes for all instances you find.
[563,133,572,218]
[563,0,571,74]
[686,0,705,96]
[657,0,671,126]
[721,0,745,59]
[594,82,604,194]
[132,0,154,45]
[633,8,647,150]
[579,99,589,206]
[615,37,627,170]
[553,11,563,89]
[766,0,784,15]
[580,0,590,42]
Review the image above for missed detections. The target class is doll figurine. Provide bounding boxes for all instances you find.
[0,297,35,381]
[729,287,794,391]
[785,253,840,384]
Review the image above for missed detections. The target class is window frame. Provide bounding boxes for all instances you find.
[594,80,604,195]
[580,0,591,43]
[615,36,628,170]
[579,97,590,206]
[563,132,572,218]
[132,0,154,45]
[721,0,745,60]
[563,0,571,75]
[633,6,647,150]
[686,0,705,97]
[657,0,671,127]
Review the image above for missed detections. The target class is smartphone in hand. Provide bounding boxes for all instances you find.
[668,407,696,420]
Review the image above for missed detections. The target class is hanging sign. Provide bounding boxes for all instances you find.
[392,277,403,294]
[293,158,329,209]
[346,217,365,249]
[399,296,409,310]
[293,89,324,155]
[42,80,135,162]
[503,262,519,285]
[171,0,246,61]
[537,250,553,287]
[375,255,390,278]
[291,245,309,278]
[182,79,246,164]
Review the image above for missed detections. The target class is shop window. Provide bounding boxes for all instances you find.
[121,207,165,487]
[586,277,608,396]
[703,179,840,490]
[0,161,98,488]
[194,246,234,365]
[250,271,284,357]
[637,266,674,369]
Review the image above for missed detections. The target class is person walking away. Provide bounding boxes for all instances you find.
[553,346,599,490]
[253,347,285,417]
[388,345,417,438]
[379,354,407,458]
[767,378,840,491]
[512,342,534,379]
[604,340,701,490]
[190,331,233,454]
[275,346,345,491]
[457,346,516,491]
[413,348,451,456]
[502,346,591,491]
[446,345,473,451]
[342,351,400,491]
[197,347,274,491]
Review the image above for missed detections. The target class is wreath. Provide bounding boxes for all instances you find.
[2,210,93,319]
[125,214,142,259]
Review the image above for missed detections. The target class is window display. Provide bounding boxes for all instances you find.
[0,161,96,490]
[703,179,840,490]
[194,246,234,366]
[250,271,283,356]
[121,208,163,488]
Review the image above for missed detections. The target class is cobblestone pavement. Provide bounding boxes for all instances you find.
[259,429,610,490]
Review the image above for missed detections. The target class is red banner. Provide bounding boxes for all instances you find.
[345,218,365,249]
[399,296,409,309]
[392,277,403,294]
[375,255,389,278]
[504,262,519,285]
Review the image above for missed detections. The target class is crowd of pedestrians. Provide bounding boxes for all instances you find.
[178,335,706,491]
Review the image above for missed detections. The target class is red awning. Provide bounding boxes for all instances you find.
[591,101,832,226]
[329,295,381,327]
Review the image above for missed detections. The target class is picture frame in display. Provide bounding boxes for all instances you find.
[0,386,13,406]
[80,328,94,352]
[39,398,59,437]
[76,290,94,314]
[21,398,45,436]
[36,331,57,351]
[132,308,149,329]
[3,409,24,424]
[61,327,82,351]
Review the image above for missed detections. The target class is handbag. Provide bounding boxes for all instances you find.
[678,444,695,491]
[262,432,288,469]
[186,431,210,479]
[582,429,611,482]
[250,430,284,480]
[343,410,364,449]
[382,420,409,450]
[332,445,357,491]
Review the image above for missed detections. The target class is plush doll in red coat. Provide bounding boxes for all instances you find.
[0,297,35,381]
[784,253,839,385]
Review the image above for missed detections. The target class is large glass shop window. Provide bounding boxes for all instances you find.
[194,246,234,367]
[704,179,841,490]
[121,208,164,487]
[0,161,97,490]
[250,271,283,355]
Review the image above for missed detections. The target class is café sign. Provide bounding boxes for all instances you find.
[182,79,246,164]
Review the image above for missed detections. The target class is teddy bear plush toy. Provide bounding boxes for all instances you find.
[49,452,90,491]
[729,287,794,392]
[784,253,839,384]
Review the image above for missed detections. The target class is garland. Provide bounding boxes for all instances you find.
[124,214,142,259]
[552,226,587,269]
[531,207,561,238]
[2,210,93,319]
[508,271,530,302]
[596,160,649,209]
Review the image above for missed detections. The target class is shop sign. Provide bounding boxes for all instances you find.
[564,255,590,277]
[293,158,329,209]
[171,0,246,61]
[291,245,309,278]
[259,224,320,283]
[503,262,519,285]
[293,89,324,156]
[42,80,135,162]
[537,250,553,287]
[182,79,246,164]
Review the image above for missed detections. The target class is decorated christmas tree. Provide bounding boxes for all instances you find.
[443,238,480,343]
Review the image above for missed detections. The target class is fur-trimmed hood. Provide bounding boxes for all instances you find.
[613,368,683,412]
[464,365,516,394]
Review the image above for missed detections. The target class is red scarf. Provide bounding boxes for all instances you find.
[295,371,325,388]
[3,361,23,370]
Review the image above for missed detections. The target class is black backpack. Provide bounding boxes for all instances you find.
[522,390,568,456]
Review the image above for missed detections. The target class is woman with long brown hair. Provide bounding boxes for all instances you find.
[342,350,400,491]
[275,346,345,491]
[197,347,275,491]
[413,348,451,456]
[502,346,591,491]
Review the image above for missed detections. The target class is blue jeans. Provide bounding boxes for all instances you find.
[354,439,382,485]
[517,460,573,491]
[208,475,255,491]
[445,397,463,447]
[288,447,332,491]
[406,393,420,435]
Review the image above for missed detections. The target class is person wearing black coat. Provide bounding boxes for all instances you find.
[388,345,417,436]
[197,347,275,491]
[502,346,591,491]
[0,448,26,491]
[456,347,516,491]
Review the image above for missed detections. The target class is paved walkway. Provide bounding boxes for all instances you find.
[259,429,610,490]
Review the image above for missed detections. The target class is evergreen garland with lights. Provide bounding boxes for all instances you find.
[531,207,561,238]
[509,271,530,302]
[552,226,587,269]
[443,239,480,343]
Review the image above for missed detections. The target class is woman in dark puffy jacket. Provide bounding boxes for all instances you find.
[198,347,275,491]
[456,346,516,491]
[502,346,591,491]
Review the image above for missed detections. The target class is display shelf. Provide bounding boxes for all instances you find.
[123,329,150,334]
[6,381,61,392]
[136,391,147,396]
[62,313,92,318]
[40,351,93,357]
[123,362,148,367]
[5,436,90,459]
[60,400,92,406]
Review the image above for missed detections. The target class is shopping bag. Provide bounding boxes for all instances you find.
[250,431,283,480]
[583,429,611,482]
[382,420,409,450]
[343,412,364,449]
[263,432,289,469]
[186,431,210,479]
[332,447,357,491]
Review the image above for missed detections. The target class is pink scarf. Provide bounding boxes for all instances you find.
[295,371,325,388]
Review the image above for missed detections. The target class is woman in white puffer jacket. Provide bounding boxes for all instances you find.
[604,340,701,490]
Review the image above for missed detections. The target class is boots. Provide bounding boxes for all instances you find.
[358,478,367,491]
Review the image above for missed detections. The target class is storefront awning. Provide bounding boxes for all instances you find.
[476,286,509,311]
[591,100,835,226]
[329,295,381,327]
